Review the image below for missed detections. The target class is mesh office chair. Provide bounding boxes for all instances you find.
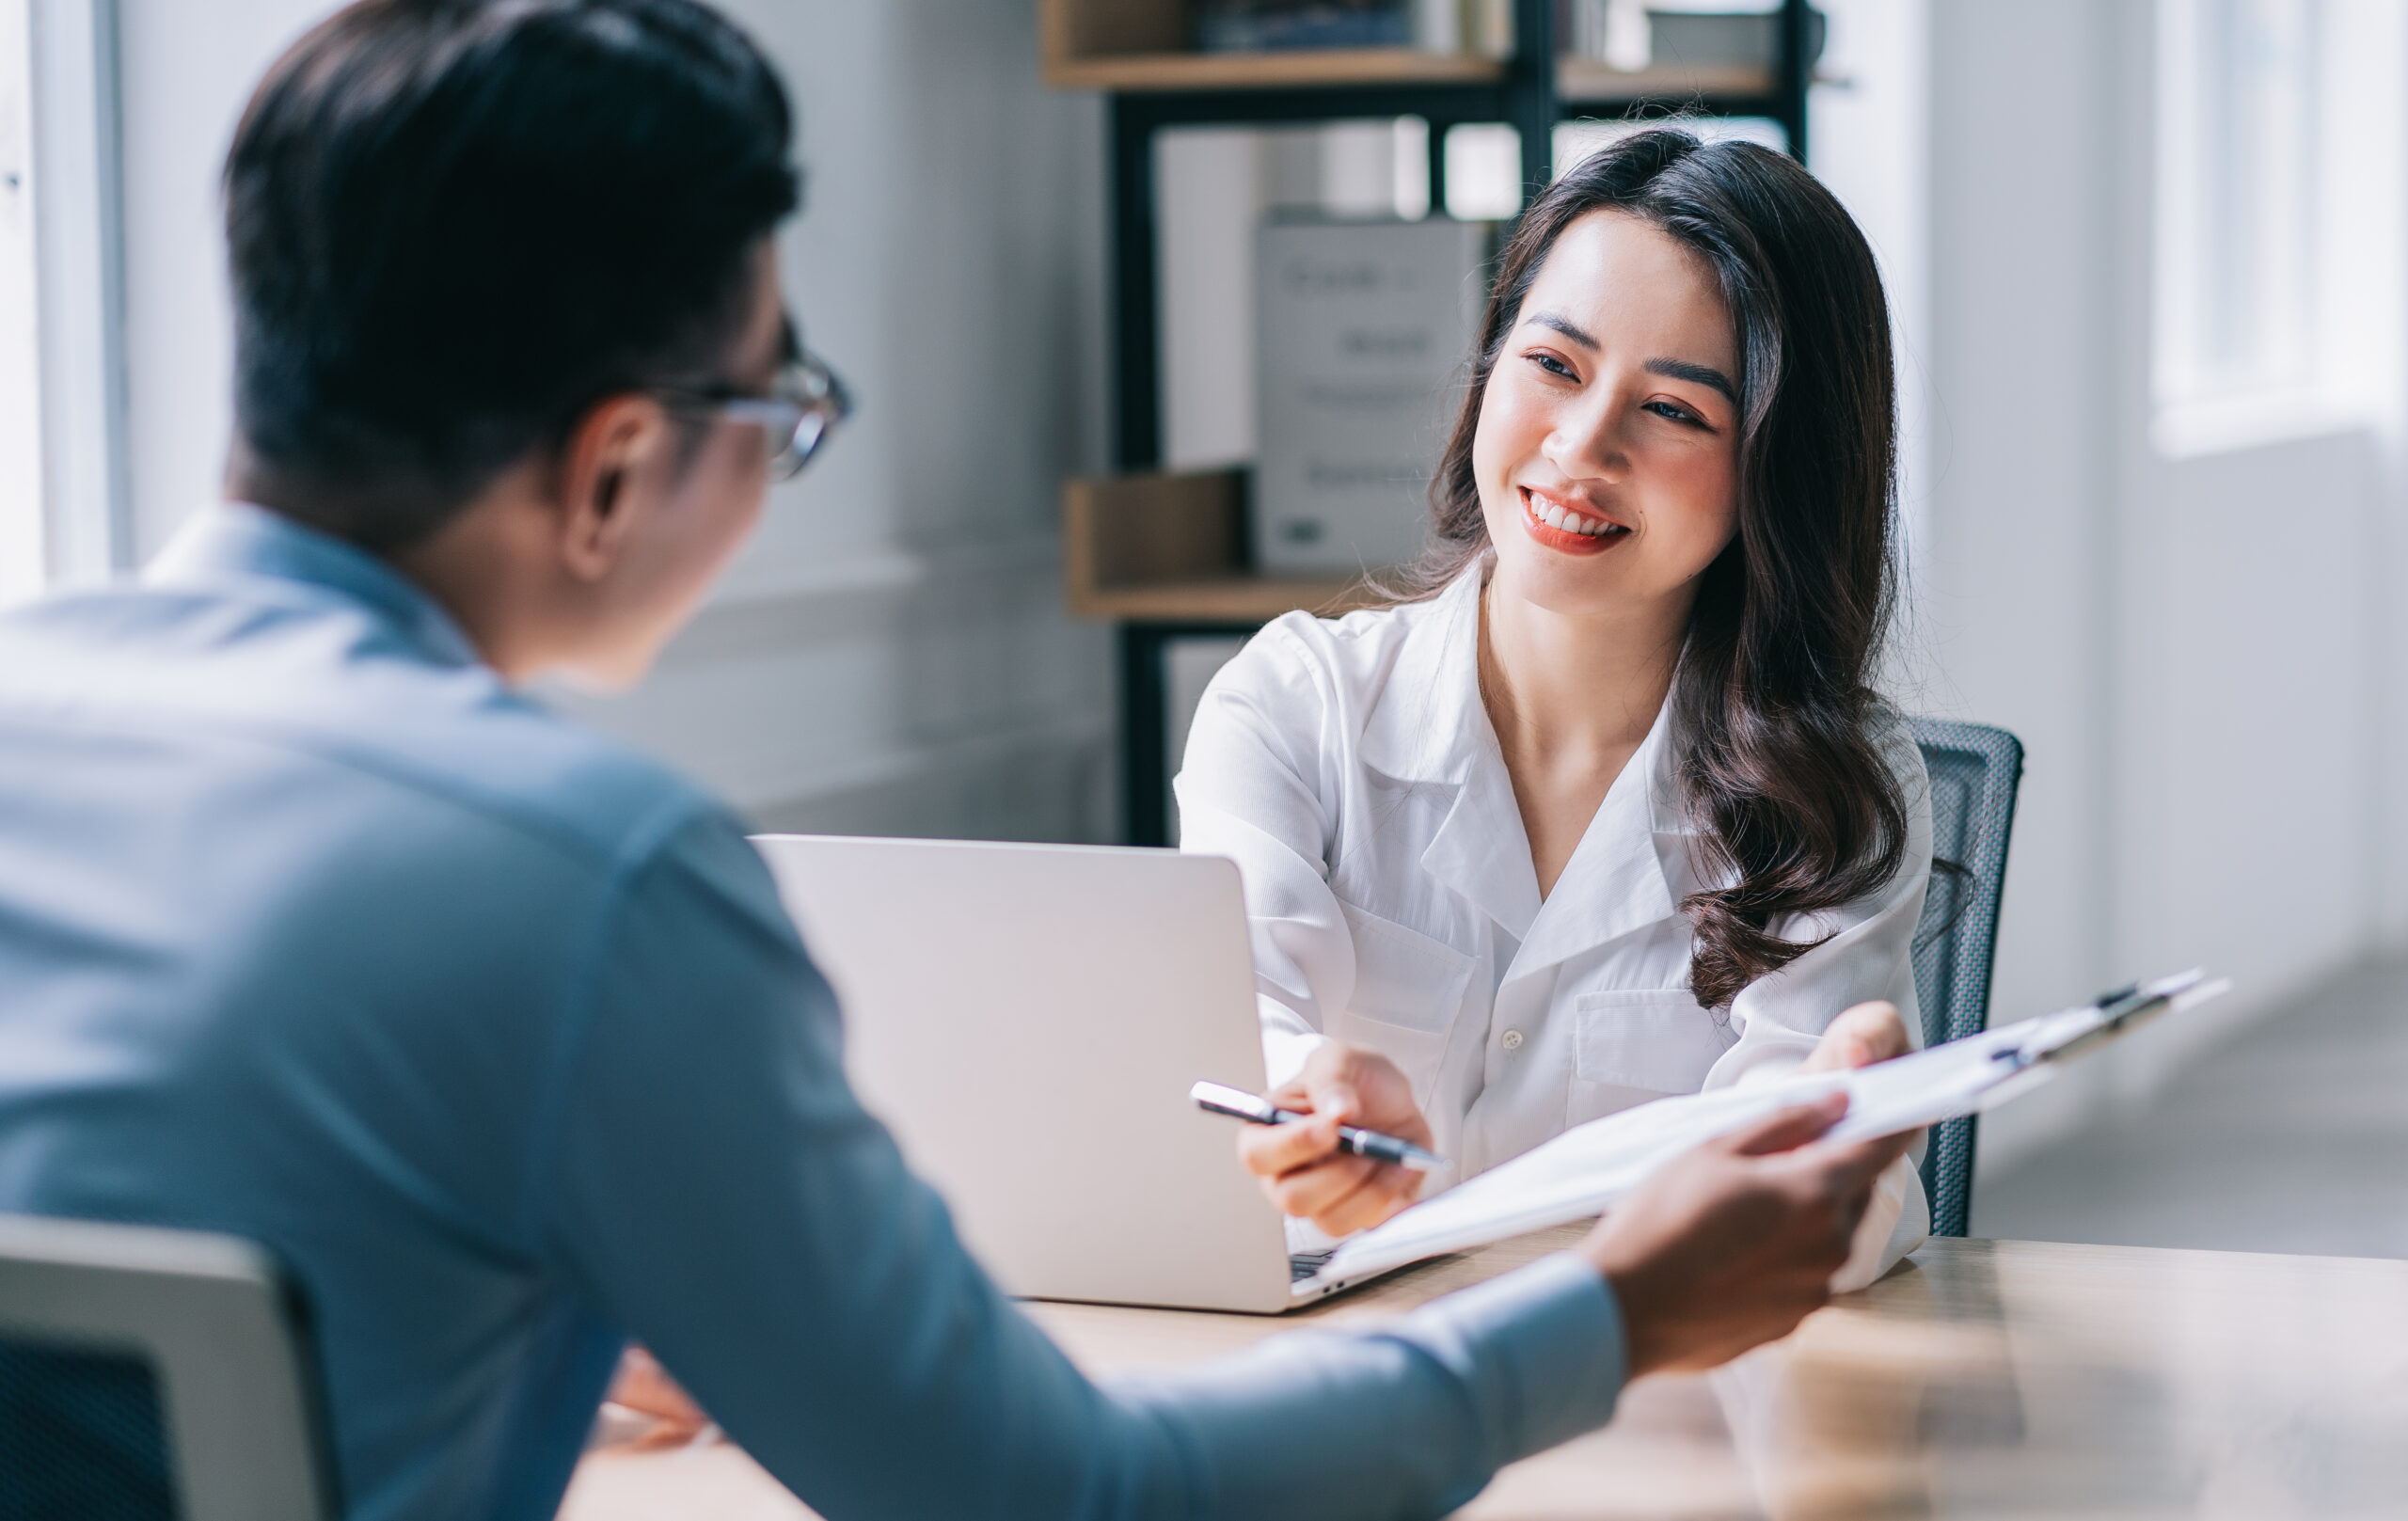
[0,1213,337,1521]
[1905,718,2024,1240]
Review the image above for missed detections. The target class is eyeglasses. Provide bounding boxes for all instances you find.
[656,347,853,482]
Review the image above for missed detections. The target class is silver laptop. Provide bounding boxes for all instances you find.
[754,834,1374,1313]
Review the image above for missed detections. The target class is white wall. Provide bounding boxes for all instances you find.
[109,0,1114,840]
[1916,0,2125,1172]
[1917,0,2408,1186]
[1808,0,1931,579]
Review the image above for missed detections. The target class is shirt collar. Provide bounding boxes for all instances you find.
[1368,553,1705,962]
[144,501,483,670]
[1508,694,1688,976]
[1357,555,1490,785]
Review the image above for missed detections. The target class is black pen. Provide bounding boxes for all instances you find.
[1189,1080,1446,1170]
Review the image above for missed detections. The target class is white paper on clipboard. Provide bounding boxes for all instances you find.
[1310,970,2231,1289]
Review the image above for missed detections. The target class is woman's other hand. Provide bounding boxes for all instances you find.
[1235,1040,1435,1236]
[1798,999,1923,1291]
[1800,1000,1912,1073]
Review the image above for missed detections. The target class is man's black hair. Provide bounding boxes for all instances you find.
[225,0,800,549]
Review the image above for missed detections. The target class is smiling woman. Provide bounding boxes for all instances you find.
[1177,128,1934,1285]
[1419,130,1910,1007]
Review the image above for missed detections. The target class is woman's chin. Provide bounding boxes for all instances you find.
[1488,540,1650,617]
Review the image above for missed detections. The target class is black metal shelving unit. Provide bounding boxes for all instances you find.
[1090,0,1819,845]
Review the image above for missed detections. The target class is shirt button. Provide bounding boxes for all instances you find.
[1500,1029,1524,1052]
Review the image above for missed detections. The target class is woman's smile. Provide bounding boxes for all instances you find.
[1517,484,1632,557]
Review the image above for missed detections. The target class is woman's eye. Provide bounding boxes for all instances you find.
[1644,400,1703,426]
[1526,351,1577,380]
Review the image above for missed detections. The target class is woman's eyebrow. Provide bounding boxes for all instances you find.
[1644,357,1737,402]
[1523,309,1599,348]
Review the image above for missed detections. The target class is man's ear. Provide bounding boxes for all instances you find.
[554,394,667,584]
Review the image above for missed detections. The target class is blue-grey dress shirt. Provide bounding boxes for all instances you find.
[0,503,1626,1521]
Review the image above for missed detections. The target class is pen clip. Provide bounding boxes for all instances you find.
[1189,1080,1279,1124]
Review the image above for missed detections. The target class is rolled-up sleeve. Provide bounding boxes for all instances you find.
[533,811,1626,1521]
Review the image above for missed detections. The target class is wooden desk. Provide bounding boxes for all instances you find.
[559,1229,2408,1518]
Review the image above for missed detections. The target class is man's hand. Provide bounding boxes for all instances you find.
[1235,1040,1434,1237]
[1799,1000,1913,1073]
[604,1346,713,1449]
[1581,1092,1915,1378]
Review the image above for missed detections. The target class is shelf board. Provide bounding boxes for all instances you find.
[1556,55,1777,104]
[1062,470,1391,624]
[1070,574,1384,624]
[1045,47,1505,93]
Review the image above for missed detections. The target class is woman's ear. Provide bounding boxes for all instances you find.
[554,394,666,584]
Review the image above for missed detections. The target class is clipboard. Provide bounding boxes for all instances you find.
[1308,970,2231,1290]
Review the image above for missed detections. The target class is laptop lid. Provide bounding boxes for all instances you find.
[753,835,1295,1314]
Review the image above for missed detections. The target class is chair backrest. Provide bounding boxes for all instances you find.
[1904,717,2024,1240]
[0,1213,336,1521]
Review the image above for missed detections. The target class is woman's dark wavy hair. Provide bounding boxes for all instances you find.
[1403,128,1908,1007]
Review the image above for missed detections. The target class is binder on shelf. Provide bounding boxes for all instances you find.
[1416,0,1513,56]
[1252,214,1487,576]
[1194,1,1413,53]
[1190,0,1511,56]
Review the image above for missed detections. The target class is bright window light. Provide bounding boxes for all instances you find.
[0,0,40,603]
[2155,0,2318,407]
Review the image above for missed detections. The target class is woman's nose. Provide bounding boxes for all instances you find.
[1547,398,1630,483]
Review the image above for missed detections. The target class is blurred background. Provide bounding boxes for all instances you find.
[0,0,2400,1253]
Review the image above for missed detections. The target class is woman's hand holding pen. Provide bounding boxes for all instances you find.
[1242,1004,1912,1265]
[1235,1041,1434,1236]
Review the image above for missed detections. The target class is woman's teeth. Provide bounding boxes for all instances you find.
[1531,496,1623,537]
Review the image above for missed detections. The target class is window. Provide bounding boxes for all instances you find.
[0,0,131,600]
[2155,0,2319,407]
[0,0,39,602]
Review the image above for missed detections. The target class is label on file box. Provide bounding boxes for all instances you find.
[1252,216,1486,575]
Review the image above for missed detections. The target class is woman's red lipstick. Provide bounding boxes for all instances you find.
[1518,486,1629,557]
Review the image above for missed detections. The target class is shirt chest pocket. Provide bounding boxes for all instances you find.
[1337,902,1474,1036]
[1572,988,1735,1095]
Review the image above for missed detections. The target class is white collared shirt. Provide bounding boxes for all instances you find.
[1178,561,1934,1281]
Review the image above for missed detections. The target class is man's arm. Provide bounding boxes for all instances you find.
[534,816,1624,1519]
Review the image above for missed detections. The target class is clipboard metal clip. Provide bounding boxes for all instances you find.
[2024,968,2210,1069]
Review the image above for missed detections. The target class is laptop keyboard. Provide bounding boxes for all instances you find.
[1289,1247,1337,1283]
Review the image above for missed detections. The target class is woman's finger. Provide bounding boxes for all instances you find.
[1265,1153,1379,1217]
[1235,1113,1342,1178]
[1307,1166,1415,1236]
